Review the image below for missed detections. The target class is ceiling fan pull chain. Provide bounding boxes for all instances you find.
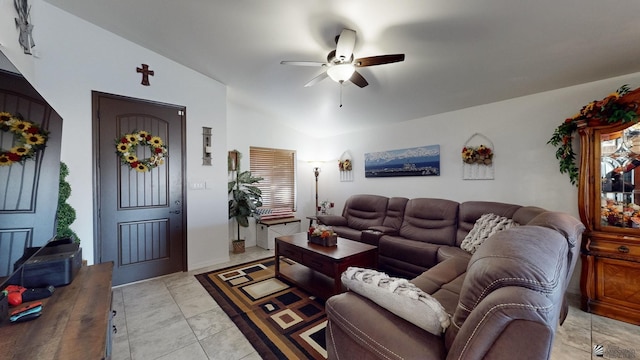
[339,82,344,108]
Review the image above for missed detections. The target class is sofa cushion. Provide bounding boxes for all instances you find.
[460,213,519,254]
[342,267,451,336]
[343,194,388,230]
[411,256,468,315]
[399,198,459,245]
[381,197,409,230]
[379,236,441,277]
[378,256,432,279]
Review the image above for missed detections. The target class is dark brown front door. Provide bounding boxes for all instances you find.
[0,70,63,278]
[94,92,186,285]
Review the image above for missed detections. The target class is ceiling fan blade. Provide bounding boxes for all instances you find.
[280,61,326,67]
[349,71,368,88]
[354,54,405,67]
[335,29,356,62]
[304,72,329,87]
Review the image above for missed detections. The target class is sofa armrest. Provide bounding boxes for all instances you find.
[316,215,348,226]
[437,246,472,263]
[367,225,399,235]
[446,287,556,360]
[326,292,446,360]
[360,226,399,246]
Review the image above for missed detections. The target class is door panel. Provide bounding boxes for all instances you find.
[94,93,185,286]
[0,70,62,278]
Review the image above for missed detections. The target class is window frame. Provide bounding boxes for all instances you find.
[249,146,297,211]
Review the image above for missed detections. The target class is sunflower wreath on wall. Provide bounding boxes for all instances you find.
[0,112,49,166]
[115,130,168,172]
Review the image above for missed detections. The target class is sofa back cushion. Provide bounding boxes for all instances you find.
[342,194,389,230]
[512,206,547,225]
[446,225,571,350]
[456,201,522,246]
[526,211,585,281]
[398,198,459,245]
[382,197,409,230]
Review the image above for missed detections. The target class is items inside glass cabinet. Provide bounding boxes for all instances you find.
[601,123,640,228]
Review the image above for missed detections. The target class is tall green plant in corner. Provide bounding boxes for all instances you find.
[56,162,80,243]
[228,151,263,244]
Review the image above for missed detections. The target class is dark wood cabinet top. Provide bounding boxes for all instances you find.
[0,262,113,360]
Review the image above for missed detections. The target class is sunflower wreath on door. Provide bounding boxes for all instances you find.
[115,130,168,172]
[0,112,49,166]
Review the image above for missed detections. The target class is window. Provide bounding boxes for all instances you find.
[250,147,296,210]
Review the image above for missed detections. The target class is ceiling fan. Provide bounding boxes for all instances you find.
[280,28,405,88]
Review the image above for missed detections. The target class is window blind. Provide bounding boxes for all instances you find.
[249,147,296,210]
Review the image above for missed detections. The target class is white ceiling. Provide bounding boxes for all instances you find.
[44,0,640,136]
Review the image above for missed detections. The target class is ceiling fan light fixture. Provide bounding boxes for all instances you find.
[327,63,355,83]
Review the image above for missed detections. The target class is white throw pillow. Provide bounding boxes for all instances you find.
[341,267,451,336]
[461,213,518,254]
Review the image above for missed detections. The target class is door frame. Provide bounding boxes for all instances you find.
[91,91,187,271]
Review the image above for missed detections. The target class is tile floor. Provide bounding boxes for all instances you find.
[111,246,639,360]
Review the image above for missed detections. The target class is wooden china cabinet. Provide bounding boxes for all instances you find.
[578,92,640,325]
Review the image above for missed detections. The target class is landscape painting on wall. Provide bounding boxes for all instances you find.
[365,145,440,178]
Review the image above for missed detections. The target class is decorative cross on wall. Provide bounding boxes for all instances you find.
[14,0,35,54]
[136,64,154,86]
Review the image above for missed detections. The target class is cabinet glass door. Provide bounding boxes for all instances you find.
[601,123,640,228]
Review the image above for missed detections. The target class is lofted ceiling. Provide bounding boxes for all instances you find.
[44,0,640,136]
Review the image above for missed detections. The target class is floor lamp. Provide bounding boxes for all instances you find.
[314,167,321,216]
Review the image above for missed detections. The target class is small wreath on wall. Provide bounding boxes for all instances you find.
[461,144,493,165]
[338,158,352,171]
[0,112,49,166]
[462,133,495,180]
[115,130,167,172]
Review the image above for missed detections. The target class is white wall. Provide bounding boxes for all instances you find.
[251,73,640,222]
[226,98,319,247]
[0,1,230,270]
[229,72,640,294]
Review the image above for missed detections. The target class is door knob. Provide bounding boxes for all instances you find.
[169,210,181,214]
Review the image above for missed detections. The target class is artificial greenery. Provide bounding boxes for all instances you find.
[548,84,640,185]
[56,162,80,243]
[228,168,263,241]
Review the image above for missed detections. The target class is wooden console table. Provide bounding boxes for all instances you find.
[0,262,114,359]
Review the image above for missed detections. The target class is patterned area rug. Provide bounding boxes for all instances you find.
[195,258,327,360]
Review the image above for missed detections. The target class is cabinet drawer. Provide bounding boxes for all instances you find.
[590,239,640,257]
[278,242,303,262]
[303,252,333,277]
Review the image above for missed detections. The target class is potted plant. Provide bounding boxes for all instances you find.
[228,153,263,253]
[56,162,80,243]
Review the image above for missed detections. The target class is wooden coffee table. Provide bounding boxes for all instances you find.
[275,233,377,299]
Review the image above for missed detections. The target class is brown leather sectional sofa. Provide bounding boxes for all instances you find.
[318,194,585,359]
